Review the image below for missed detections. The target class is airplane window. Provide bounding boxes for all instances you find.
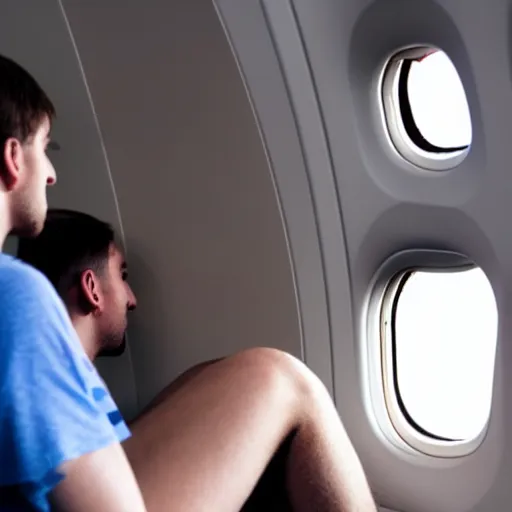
[389,267,497,442]
[382,48,472,170]
[406,51,472,150]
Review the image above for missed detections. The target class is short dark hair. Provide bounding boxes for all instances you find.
[17,209,115,301]
[0,54,55,155]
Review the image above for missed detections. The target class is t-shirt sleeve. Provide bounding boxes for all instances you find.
[0,261,128,505]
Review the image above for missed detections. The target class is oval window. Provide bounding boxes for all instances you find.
[388,267,497,442]
[382,48,472,170]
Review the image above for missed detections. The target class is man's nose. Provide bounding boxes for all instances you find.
[47,165,57,186]
[127,288,137,311]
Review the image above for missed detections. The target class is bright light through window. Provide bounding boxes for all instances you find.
[407,51,472,149]
[380,49,491,450]
[393,268,498,441]
[382,47,473,169]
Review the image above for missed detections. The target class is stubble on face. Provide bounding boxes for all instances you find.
[10,117,53,238]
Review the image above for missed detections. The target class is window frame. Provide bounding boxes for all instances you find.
[381,47,471,171]
[366,250,492,458]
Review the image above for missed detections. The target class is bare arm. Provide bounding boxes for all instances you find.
[50,443,147,512]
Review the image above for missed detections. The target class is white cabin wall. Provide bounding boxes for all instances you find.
[61,0,302,412]
[215,0,512,511]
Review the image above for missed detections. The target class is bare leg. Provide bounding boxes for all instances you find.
[124,347,376,512]
[134,358,293,511]
[137,358,223,415]
[240,430,294,512]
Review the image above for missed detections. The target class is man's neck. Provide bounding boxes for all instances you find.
[71,314,101,361]
[0,197,12,250]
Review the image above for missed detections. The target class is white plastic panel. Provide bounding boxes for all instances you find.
[214,0,336,396]
[215,0,512,511]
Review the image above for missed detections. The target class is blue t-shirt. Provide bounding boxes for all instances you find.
[0,253,130,510]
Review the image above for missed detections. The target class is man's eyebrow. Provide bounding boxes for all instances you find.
[121,261,127,270]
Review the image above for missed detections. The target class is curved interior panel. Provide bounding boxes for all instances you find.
[216,0,512,510]
[61,0,302,413]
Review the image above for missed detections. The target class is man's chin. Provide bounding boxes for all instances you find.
[12,219,44,238]
[98,336,127,358]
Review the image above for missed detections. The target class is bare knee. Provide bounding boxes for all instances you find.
[139,347,334,432]
[174,348,323,404]
[227,347,329,411]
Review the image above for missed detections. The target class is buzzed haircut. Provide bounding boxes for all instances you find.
[17,209,116,302]
[0,54,55,158]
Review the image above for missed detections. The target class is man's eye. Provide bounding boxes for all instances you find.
[122,272,128,281]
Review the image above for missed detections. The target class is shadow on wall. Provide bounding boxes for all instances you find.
[3,235,18,256]
[119,237,171,415]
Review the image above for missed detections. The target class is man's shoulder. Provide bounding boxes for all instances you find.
[0,252,73,348]
[0,252,59,304]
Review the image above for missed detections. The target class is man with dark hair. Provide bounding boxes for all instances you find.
[0,55,55,238]
[17,209,132,359]
[0,55,146,511]
[18,207,378,511]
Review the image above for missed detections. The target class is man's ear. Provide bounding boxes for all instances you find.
[79,269,104,314]
[1,138,23,191]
